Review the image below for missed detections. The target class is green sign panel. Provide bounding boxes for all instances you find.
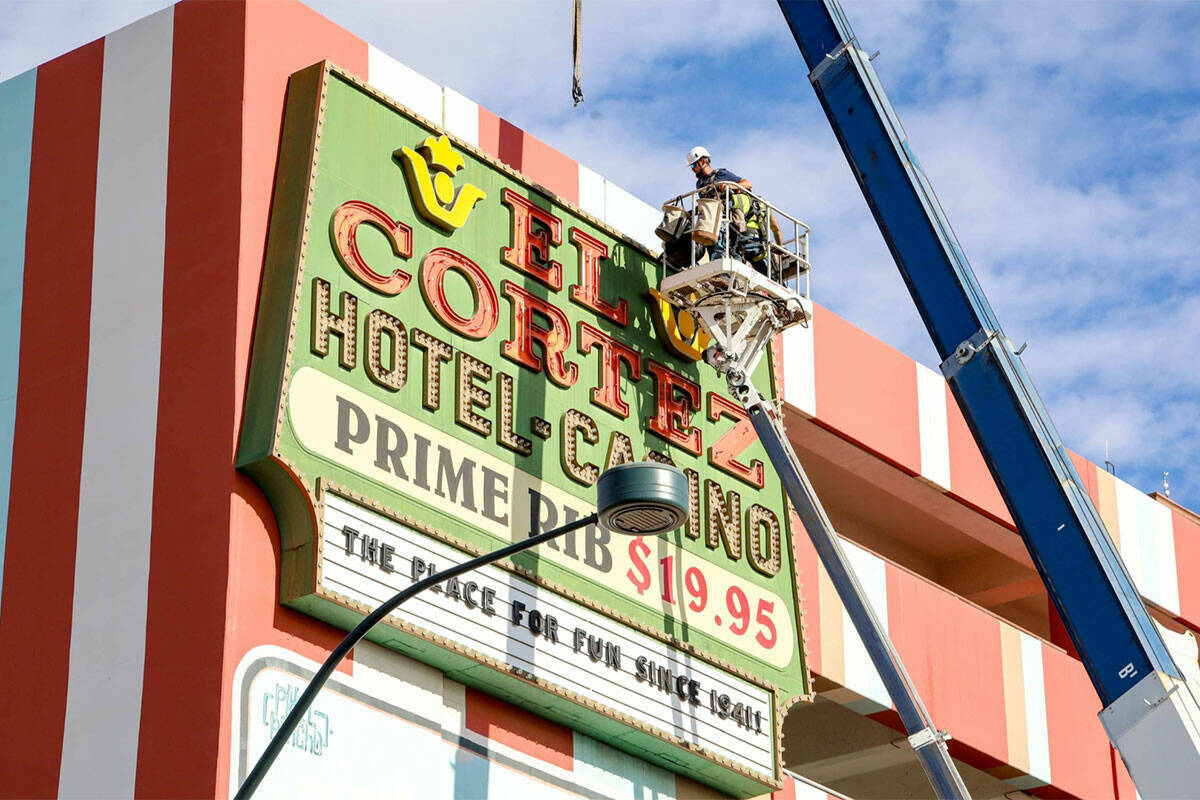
[238,62,810,796]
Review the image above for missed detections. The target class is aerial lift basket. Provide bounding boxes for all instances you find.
[657,184,812,388]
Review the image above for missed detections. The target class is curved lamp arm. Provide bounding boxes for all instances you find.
[235,513,599,799]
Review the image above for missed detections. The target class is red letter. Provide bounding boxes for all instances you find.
[578,321,641,418]
[501,281,578,388]
[419,248,498,339]
[501,188,562,290]
[569,227,628,326]
[645,360,702,456]
[330,200,413,295]
[707,392,765,489]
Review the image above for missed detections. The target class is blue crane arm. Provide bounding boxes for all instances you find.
[776,0,1178,706]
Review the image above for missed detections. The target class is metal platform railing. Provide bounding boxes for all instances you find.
[657,182,811,298]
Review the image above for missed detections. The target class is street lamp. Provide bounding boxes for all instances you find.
[236,461,689,799]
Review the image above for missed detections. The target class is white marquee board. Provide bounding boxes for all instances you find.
[319,493,775,776]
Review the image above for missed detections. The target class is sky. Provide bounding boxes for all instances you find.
[2,0,1199,512]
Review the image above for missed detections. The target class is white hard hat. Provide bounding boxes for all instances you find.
[687,146,710,166]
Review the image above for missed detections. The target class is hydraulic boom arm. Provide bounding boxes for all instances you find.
[776,0,1200,794]
[731,375,971,799]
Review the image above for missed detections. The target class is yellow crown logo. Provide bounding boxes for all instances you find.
[395,135,486,231]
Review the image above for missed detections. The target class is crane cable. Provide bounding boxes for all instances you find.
[572,0,584,106]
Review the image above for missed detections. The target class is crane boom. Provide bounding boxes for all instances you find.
[736,378,970,799]
[775,0,1200,794]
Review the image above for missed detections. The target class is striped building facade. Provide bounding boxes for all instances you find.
[0,2,1195,798]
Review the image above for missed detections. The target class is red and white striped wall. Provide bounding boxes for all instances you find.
[0,4,250,795]
[795,524,1113,796]
[0,2,695,796]
[780,305,1193,798]
[780,304,1200,631]
[0,1,1188,798]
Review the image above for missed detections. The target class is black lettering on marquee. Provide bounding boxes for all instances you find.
[343,522,769,738]
[342,526,359,554]
[604,642,621,670]
[480,587,497,615]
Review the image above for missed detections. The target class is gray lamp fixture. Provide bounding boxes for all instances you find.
[598,462,690,535]
[237,462,688,799]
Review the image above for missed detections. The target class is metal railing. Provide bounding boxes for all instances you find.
[658,182,811,297]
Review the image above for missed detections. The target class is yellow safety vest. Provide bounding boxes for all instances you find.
[733,193,764,231]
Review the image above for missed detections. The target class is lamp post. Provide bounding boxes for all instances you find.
[236,461,689,799]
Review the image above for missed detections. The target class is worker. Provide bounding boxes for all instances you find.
[688,146,781,272]
[735,193,785,276]
[688,146,751,260]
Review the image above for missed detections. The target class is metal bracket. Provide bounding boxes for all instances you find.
[908,727,952,751]
[1145,682,1180,710]
[940,328,992,379]
[940,328,1026,380]
[808,37,856,85]
[939,328,998,380]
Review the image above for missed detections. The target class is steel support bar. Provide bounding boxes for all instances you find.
[775,0,1179,705]
[740,383,971,800]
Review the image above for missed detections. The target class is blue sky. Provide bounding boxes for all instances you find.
[3,0,1198,512]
